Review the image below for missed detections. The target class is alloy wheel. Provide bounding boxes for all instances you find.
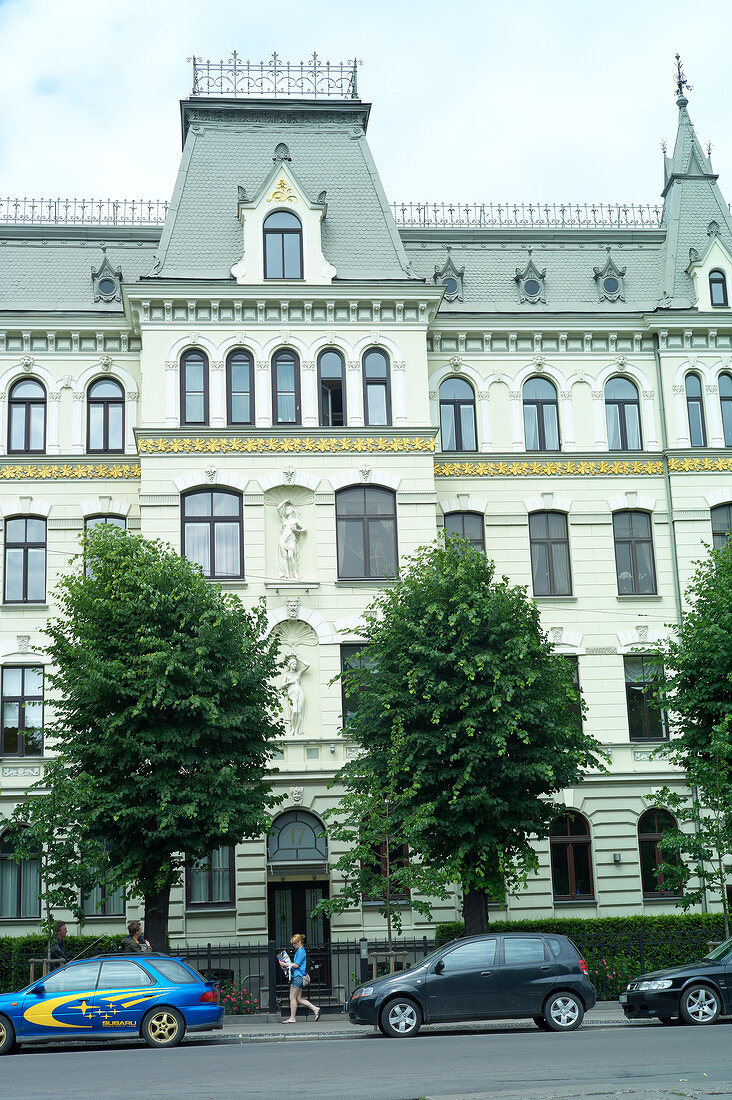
[387,1002,418,1034]
[684,988,718,1024]
[548,995,580,1028]
[148,1011,179,1043]
[0,1019,5,1046]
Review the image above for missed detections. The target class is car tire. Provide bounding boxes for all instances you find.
[140,1006,186,1048]
[379,997,422,1038]
[0,1014,17,1056]
[679,984,721,1026]
[533,1015,552,1031]
[543,991,585,1032]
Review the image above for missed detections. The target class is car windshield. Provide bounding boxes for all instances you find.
[701,936,732,962]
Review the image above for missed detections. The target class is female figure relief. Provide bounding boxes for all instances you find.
[282,652,309,736]
[277,500,306,580]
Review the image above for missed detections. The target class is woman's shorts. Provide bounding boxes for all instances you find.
[291,975,304,989]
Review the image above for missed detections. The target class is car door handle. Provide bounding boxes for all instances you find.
[540,965,551,971]
[480,970,494,976]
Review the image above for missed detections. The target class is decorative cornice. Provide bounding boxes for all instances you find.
[435,458,664,478]
[668,455,732,472]
[138,434,436,456]
[0,462,141,481]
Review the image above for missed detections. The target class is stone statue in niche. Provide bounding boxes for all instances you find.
[277,499,306,579]
[282,652,309,736]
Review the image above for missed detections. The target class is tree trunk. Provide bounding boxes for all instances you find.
[462,887,491,935]
[143,882,171,952]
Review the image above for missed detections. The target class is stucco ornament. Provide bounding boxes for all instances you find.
[282,652,309,736]
[277,499,306,579]
[290,786,304,805]
[449,356,463,372]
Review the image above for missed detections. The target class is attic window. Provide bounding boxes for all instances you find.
[710,269,728,307]
[593,252,626,302]
[263,210,303,280]
[515,254,546,304]
[433,255,464,302]
[92,252,122,303]
[523,279,541,298]
[603,277,620,296]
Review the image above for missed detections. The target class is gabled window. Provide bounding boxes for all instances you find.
[4,516,46,603]
[612,511,656,595]
[444,511,485,551]
[182,490,243,580]
[523,377,560,451]
[263,211,303,280]
[8,379,46,454]
[362,348,391,427]
[685,372,707,447]
[529,511,572,595]
[1,666,43,756]
[550,812,594,900]
[638,810,680,897]
[180,349,209,427]
[439,378,477,452]
[625,656,667,741]
[272,349,301,426]
[186,846,234,907]
[318,349,346,427]
[720,373,732,447]
[87,378,124,453]
[336,486,397,580]
[709,269,728,307]
[605,377,642,450]
[226,349,254,427]
[711,503,732,549]
[0,831,40,918]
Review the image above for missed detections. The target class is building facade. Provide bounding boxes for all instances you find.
[0,59,730,944]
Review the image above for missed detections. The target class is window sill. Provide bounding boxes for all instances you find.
[216,580,248,590]
[185,906,236,914]
[362,899,410,909]
[553,899,597,908]
[335,578,397,588]
[533,595,577,602]
[616,595,662,601]
[2,603,48,610]
[629,739,669,745]
[642,895,683,904]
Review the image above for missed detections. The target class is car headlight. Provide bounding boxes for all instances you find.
[351,987,374,999]
[636,979,673,991]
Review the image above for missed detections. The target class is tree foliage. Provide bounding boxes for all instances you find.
[11,526,283,947]
[338,536,607,932]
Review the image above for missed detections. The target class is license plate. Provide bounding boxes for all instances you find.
[619,994,628,1004]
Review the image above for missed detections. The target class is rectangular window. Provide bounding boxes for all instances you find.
[1,667,43,756]
[624,656,667,741]
[613,512,656,595]
[4,517,46,603]
[529,512,571,595]
[186,846,234,907]
[562,655,583,732]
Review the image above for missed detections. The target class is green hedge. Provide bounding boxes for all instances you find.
[0,934,122,994]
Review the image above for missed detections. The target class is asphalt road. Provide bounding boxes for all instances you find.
[2,1021,731,1100]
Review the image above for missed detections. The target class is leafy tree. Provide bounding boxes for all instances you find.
[338,536,606,934]
[12,525,283,949]
[649,720,732,938]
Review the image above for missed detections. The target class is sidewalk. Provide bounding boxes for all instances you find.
[196,1001,635,1044]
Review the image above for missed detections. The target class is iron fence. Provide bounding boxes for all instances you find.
[0,197,168,225]
[189,52,361,99]
[391,201,666,229]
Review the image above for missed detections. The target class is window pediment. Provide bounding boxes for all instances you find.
[514,254,546,304]
[593,252,626,302]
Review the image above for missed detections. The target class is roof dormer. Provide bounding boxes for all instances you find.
[686,225,732,310]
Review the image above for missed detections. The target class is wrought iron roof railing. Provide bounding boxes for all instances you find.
[188,51,361,99]
[392,202,665,229]
[0,197,169,226]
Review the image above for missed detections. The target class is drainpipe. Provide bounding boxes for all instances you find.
[652,332,707,912]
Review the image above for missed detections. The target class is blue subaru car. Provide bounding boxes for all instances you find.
[0,954,223,1054]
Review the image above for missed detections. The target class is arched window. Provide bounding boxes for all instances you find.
[613,511,656,595]
[709,269,728,307]
[180,348,209,427]
[719,373,732,446]
[182,490,243,580]
[362,348,391,427]
[638,810,680,897]
[272,348,301,426]
[439,378,477,452]
[318,349,346,427]
[336,486,397,580]
[87,378,124,453]
[226,349,254,426]
[8,378,46,454]
[523,377,560,452]
[711,503,732,549]
[1,666,43,756]
[267,810,327,866]
[0,831,41,918]
[263,211,303,280]
[444,511,485,551]
[186,846,234,908]
[550,812,594,900]
[685,372,706,447]
[605,377,642,451]
[529,512,572,595]
[4,516,46,603]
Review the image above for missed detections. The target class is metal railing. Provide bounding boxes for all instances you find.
[189,52,361,99]
[0,197,169,226]
[391,201,665,229]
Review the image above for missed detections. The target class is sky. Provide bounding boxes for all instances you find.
[1,0,732,209]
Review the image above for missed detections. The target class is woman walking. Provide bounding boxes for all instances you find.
[282,933,320,1023]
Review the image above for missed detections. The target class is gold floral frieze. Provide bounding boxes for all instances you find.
[434,459,665,478]
[137,436,436,455]
[667,456,732,472]
[0,463,141,480]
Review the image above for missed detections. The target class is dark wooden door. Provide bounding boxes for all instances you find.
[268,883,331,990]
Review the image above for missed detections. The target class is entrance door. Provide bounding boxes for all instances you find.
[268,883,330,989]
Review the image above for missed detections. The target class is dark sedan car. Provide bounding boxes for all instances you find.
[620,936,732,1025]
[349,932,596,1037]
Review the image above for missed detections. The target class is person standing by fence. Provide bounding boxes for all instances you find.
[49,922,67,965]
[282,933,320,1023]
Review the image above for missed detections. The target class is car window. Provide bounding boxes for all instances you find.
[42,962,101,993]
[154,959,202,984]
[503,937,547,965]
[439,939,497,971]
[545,936,565,958]
[98,960,156,988]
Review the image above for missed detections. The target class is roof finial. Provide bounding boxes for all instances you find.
[674,53,692,103]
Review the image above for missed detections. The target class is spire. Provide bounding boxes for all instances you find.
[662,56,715,194]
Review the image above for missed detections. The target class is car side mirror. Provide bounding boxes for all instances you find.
[434,960,445,975]
[33,983,45,996]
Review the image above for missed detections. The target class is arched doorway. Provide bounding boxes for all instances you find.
[266,810,330,956]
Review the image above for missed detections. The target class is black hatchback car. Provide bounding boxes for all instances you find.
[348,932,596,1037]
[620,936,732,1025]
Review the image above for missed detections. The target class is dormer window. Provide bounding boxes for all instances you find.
[263,211,303,279]
[515,254,546,304]
[434,256,465,302]
[91,253,122,303]
[593,253,626,302]
[709,269,728,307]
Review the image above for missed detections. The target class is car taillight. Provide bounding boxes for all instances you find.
[578,958,588,975]
[200,987,219,1003]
